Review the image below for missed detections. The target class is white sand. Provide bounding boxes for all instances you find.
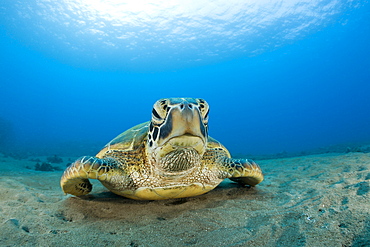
[1,152,369,246]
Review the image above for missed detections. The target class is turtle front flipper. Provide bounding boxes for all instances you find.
[60,156,114,196]
[218,157,264,186]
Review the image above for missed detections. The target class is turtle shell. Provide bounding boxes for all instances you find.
[96,122,149,158]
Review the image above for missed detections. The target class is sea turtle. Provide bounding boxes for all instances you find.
[60,98,263,200]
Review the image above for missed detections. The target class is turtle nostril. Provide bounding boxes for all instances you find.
[188,104,193,109]
[180,104,185,109]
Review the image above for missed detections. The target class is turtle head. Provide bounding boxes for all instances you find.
[147,98,209,173]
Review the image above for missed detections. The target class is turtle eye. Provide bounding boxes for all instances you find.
[204,109,209,120]
[196,98,209,121]
[151,99,169,124]
[152,106,166,120]
[152,108,161,119]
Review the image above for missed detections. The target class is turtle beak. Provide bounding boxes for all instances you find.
[171,102,206,140]
[157,102,207,147]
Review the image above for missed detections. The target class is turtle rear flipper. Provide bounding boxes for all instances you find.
[218,158,264,186]
[60,156,113,196]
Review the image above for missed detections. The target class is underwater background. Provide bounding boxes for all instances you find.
[0,0,369,158]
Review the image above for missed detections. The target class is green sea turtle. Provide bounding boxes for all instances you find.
[60,98,263,200]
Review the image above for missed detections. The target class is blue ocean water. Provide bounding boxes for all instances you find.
[0,0,369,157]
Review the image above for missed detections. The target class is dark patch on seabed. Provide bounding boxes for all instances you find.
[355,182,369,196]
[275,213,306,247]
[352,220,370,247]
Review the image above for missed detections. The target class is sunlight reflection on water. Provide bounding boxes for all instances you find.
[1,0,355,69]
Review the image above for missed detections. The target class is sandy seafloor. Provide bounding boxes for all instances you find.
[0,152,369,247]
